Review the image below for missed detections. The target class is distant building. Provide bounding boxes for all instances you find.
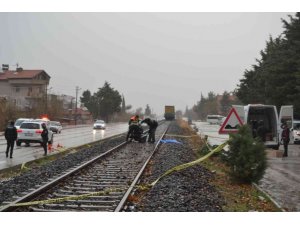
[57,94,75,110]
[62,107,93,125]
[0,65,51,109]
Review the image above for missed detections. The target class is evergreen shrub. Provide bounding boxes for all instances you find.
[226,125,267,183]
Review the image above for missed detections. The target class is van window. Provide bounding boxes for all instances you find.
[293,122,300,130]
[207,116,219,119]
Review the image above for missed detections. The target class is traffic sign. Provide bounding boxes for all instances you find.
[219,107,243,134]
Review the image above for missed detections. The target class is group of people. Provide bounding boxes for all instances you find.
[4,121,49,158]
[126,115,158,143]
[251,120,267,142]
[4,115,158,158]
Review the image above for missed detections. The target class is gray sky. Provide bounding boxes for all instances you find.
[0,13,292,115]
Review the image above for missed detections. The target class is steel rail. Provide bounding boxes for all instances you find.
[0,121,165,212]
[115,122,170,211]
[0,141,127,212]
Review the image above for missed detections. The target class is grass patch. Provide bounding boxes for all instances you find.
[177,119,281,212]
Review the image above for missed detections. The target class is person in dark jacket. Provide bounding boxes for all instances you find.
[281,123,290,157]
[141,118,158,143]
[4,121,17,158]
[41,123,49,156]
[256,120,267,142]
[126,115,141,141]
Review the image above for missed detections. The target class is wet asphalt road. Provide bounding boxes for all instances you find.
[194,121,300,212]
[0,122,128,170]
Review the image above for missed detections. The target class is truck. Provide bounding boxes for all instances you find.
[233,104,293,149]
[164,105,175,121]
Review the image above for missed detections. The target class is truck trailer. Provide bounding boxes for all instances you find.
[164,105,175,120]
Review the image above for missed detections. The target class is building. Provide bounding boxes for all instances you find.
[0,65,51,109]
[62,107,93,125]
[58,94,75,110]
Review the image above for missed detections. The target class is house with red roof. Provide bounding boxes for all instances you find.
[0,65,51,109]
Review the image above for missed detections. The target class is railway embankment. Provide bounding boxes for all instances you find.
[128,120,280,212]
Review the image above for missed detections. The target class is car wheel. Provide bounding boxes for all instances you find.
[16,141,21,146]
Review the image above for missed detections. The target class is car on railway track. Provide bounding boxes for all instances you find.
[16,120,54,146]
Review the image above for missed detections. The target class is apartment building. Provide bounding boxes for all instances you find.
[0,65,51,109]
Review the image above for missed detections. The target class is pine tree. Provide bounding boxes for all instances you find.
[145,104,151,116]
[236,13,300,118]
[121,95,126,113]
[226,125,267,183]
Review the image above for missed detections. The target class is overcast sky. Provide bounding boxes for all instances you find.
[0,12,293,115]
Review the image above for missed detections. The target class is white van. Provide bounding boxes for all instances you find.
[207,115,224,125]
[233,104,293,149]
[15,118,32,129]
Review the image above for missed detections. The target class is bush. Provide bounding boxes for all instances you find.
[199,144,211,156]
[226,125,267,183]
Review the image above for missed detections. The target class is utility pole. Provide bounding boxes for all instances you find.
[45,86,52,115]
[75,86,81,125]
[45,86,48,114]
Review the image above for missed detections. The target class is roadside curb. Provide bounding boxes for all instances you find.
[252,182,286,212]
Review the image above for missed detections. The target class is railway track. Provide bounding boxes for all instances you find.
[0,122,169,212]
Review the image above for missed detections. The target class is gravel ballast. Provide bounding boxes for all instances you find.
[131,121,224,212]
[0,135,127,205]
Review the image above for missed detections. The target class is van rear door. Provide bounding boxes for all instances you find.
[279,105,294,141]
[232,105,245,123]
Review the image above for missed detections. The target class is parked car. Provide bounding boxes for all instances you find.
[292,120,300,144]
[14,118,32,129]
[49,121,63,133]
[93,120,106,129]
[16,120,54,146]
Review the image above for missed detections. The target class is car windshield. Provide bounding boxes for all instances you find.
[96,120,104,123]
[15,120,26,126]
[293,122,300,130]
[20,123,40,129]
[51,122,61,126]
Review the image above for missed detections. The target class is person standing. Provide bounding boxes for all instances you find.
[4,121,17,158]
[256,120,266,142]
[41,123,49,156]
[281,123,290,157]
[141,118,158,143]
